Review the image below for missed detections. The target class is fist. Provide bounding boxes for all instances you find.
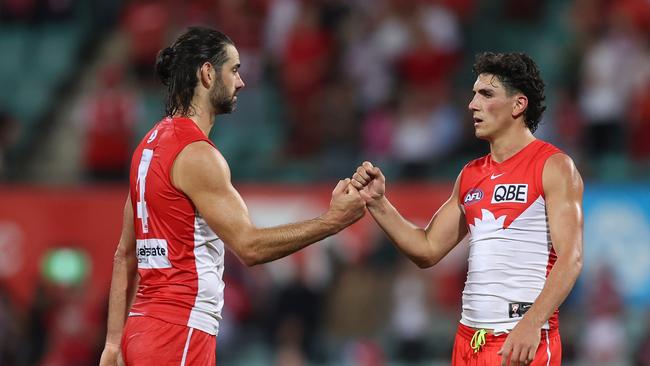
[350,161,385,204]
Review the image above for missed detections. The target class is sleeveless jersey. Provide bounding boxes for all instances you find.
[128,116,225,336]
[458,139,562,333]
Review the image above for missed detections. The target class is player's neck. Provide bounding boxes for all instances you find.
[186,104,215,137]
[190,115,214,137]
[488,128,536,163]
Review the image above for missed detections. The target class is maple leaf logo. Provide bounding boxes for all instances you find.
[468,209,507,239]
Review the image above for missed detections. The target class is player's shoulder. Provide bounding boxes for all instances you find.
[534,139,563,156]
[535,139,580,180]
[174,140,230,193]
[533,138,575,172]
[457,153,490,192]
[463,153,490,171]
[168,117,209,142]
[543,152,577,175]
[178,140,225,168]
[542,152,583,194]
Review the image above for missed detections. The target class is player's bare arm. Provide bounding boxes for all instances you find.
[351,161,468,268]
[173,141,365,266]
[100,196,139,366]
[498,153,584,366]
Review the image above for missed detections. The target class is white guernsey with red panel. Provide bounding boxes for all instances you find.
[458,139,562,333]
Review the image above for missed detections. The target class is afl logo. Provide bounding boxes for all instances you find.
[147,130,158,143]
[463,188,484,205]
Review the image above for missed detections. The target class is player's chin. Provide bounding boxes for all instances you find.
[229,98,238,112]
[474,124,493,139]
[221,102,237,114]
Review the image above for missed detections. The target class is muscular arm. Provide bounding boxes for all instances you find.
[100,196,138,365]
[173,141,363,266]
[364,172,468,268]
[522,154,584,327]
[499,153,584,365]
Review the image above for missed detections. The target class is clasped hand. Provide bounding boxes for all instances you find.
[350,161,385,205]
[325,161,386,229]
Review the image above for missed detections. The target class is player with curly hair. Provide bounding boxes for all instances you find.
[352,52,584,366]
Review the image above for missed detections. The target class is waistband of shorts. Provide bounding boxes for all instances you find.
[456,322,558,341]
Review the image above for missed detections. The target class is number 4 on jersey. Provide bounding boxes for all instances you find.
[136,149,154,233]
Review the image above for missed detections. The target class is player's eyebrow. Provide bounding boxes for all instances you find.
[478,88,493,96]
[472,87,494,96]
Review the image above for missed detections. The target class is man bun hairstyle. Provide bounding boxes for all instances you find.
[473,52,546,133]
[155,27,234,117]
[155,47,176,86]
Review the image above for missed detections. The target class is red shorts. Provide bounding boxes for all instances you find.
[451,323,561,366]
[121,316,216,366]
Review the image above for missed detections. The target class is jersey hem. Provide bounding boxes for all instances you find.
[128,310,220,336]
[459,317,551,334]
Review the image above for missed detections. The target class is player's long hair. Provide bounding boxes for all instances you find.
[155,27,233,117]
[473,52,546,133]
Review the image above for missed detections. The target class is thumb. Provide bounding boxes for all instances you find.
[346,182,359,194]
[368,166,382,178]
[333,178,349,195]
[367,166,383,179]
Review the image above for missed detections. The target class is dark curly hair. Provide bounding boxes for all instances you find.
[473,52,546,133]
[155,27,234,117]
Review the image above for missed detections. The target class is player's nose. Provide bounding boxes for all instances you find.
[236,74,245,90]
[468,94,479,111]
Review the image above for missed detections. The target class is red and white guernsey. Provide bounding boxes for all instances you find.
[128,117,225,336]
[458,139,562,333]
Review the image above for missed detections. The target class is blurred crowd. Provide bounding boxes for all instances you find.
[1,0,650,365]
[1,0,650,182]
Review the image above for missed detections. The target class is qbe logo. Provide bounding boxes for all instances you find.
[491,184,528,203]
[463,188,484,206]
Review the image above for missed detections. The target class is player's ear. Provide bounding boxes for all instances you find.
[512,94,528,120]
[198,62,213,89]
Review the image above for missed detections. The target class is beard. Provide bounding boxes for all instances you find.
[210,80,237,114]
